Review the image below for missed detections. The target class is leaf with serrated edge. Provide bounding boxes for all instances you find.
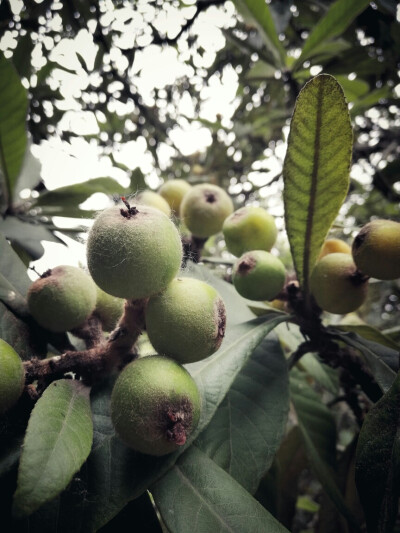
[13,380,93,518]
[152,446,289,533]
[195,334,289,494]
[283,74,352,292]
[82,313,288,531]
[294,0,370,68]
[0,52,28,206]
[355,371,400,533]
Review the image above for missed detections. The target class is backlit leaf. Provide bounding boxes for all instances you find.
[283,74,352,292]
[0,52,28,207]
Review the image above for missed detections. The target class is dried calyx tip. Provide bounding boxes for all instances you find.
[205,192,216,203]
[120,196,139,218]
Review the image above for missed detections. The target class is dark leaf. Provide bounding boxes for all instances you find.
[355,371,400,533]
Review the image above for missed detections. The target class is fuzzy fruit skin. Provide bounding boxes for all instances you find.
[352,219,400,280]
[87,205,183,299]
[111,355,201,456]
[180,183,234,238]
[318,238,351,260]
[136,190,171,217]
[223,206,278,257]
[94,285,124,331]
[0,339,25,414]
[27,266,97,332]
[145,278,226,364]
[310,253,368,314]
[232,251,286,301]
[159,179,192,214]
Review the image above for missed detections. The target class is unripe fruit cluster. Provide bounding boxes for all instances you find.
[84,196,228,456]
[309,219,400,315]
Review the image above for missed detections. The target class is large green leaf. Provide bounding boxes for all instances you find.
[233,0,286,67]
[13,380,93,518]
[0,231,31,297]
[294,0,371,68]
[152,446,289,533]
[82,313,288,531]
[0,51,28,207]
[33,177,126,209]
[0,216,65,260]
[290,370,359,528]
[283,74,352,292]
[355,371,400,533]
[195,334,289,494]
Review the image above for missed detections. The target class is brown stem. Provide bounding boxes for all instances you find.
[23,299,147,390]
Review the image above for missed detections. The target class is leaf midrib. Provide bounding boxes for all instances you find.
[303,82,323,294]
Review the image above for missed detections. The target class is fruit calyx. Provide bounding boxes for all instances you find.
[164,398,193,446]
[120,197,139,219]
[205,192,216,203]
[237,255,256,274]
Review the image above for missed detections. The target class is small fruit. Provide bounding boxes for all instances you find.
[0,339,25,414]
[27,266,97,332]
[223,206,278,257]
[87,203,182,299]
[145,277,226,363]
[158,179,192,214]
[94,285,125,331]
[232,251,286,301]
[136,190,171,217]
[180,183,234,238]
[352,219,400,280]
[318,238,351,260]
[310,253,368,314]
[111,355,201,456]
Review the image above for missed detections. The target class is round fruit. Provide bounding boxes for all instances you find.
[136,190,171,217]
[27,266,97,332]
[158,179,192,214]
[318,238,351,260]
[352,219,400,280]
[223,206,278,257]
[232,251,286,301]
[111,355,201,456]
[145,277,226,364]
[180,183,234,238]
[310,253,368,314]
[94,285,125,331]
[0,339,25,414]
[86,204,182,299]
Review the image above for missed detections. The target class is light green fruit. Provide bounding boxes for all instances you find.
[159,179,192,214]
[94,285,125,331]
[352,219,400,280]
[111,355,201,456]
[223,206,278,257]
[136,190,171,217]
[310,253,368,314]
[27,266,97,332]
[145,277,226,364]
[180,183,234,238]
[0,339,25,414]
[87,204,182,299]
[318,238,351,260]
[232,250,286,301]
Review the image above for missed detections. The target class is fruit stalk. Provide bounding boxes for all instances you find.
[22,298,147,392]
